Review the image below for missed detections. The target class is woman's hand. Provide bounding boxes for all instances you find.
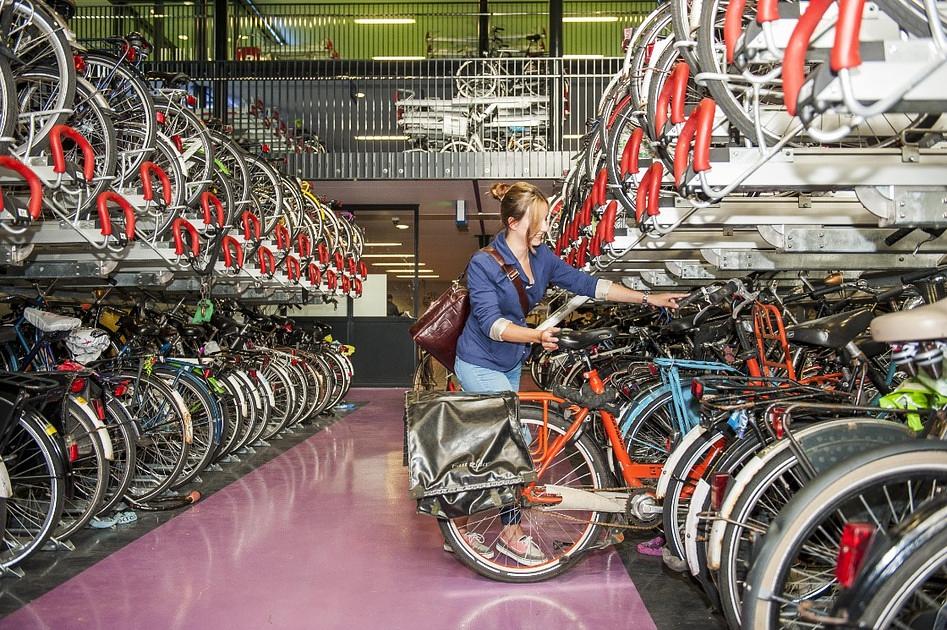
[538,327,560,351]
[650,292,688,309]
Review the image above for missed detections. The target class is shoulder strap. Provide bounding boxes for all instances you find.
[482,246,529,316]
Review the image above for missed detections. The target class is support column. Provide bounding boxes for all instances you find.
[478,0,490,57]
[549,0,564,150]
[213,0,227,122]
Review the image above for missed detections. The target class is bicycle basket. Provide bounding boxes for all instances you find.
[404,390,536,519]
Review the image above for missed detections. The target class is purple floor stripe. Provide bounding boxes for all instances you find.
[2,388,656,630]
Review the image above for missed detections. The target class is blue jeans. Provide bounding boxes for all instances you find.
[454,356,524,526]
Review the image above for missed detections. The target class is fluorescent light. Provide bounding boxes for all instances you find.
[395,223,410,230]
[372,262,425,267]
[397,275,439,279]
[563,54,604,59]
[365,242,403,247]
[355,92,366,98]
[563,134,583,139]
[372,56,426,61]
[354,135,410,141]
[178,35,189,41]
[239,35,250,40]
[387,269,435,274]
[354,18,416,25]
[563,16,619,22]
[361,254,415,258]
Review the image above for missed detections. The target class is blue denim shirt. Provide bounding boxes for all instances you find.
[455,230,600,372]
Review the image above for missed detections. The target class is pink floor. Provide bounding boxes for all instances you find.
[1,388,656,630]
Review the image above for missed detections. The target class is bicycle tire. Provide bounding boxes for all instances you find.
[439,405,613,583]
[95,397,137,516]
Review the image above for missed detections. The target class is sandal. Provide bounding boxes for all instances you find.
[636,535,664,557]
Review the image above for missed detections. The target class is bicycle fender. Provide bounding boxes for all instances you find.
[656,423,707,499]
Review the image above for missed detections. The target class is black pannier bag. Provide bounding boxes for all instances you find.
[404,390,536,519]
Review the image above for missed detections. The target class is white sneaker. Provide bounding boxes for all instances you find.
[496,535,547,566]
[443,531,495,559]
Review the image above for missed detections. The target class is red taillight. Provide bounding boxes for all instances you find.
[172,134,184,153]
[261,144,270,154]
[248,369,257,379]
[114,380,129,397]
[156,111,166,125]
[91,399,105,421]
[203,368,212,378]
[691,379,704,400]
[74,54,86,73]
[771,407,786,440]
[836,523,875,588]
[123,44,137,63]
[186,94,198,107]
[68,442,79,463]
[710,473,731,511]
[648,363,658,376]
[70,377,87,394]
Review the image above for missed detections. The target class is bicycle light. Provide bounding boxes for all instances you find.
[835,523,875,589]
[69,377,87,394]
[690,379,704,400]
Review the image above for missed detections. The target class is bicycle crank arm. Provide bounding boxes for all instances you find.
[537,485,628,513]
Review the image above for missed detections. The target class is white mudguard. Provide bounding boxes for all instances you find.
[656,424,707,499]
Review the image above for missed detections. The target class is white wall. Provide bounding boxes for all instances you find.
[289,274,387,318]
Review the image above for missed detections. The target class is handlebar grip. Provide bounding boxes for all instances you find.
[782,0,833,116]
[0,156,44,221]
[901,265,947,284]
[620,127,643,178]
[876,285,906,302]
[49,125,95,183]
[140,161,173,205]
[831,0,866,72]
[676,288,706,309]
[96,191,137,240]
[200,191,225,227]
[724,0,749,64]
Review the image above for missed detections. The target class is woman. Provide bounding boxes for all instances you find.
[452,181,685,566]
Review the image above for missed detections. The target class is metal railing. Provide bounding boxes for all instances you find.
[153,57,618,179]
[71,1,655,62]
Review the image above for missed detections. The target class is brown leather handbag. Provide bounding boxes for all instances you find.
[409,247,528,372]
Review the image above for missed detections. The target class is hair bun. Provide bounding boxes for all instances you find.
[489,183,511,201]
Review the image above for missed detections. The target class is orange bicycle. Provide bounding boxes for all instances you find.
[439,327,664,582]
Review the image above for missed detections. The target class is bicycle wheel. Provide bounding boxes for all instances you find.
[0,54,15,139]
[95,397,137,516]
[117,371,190,503]
[454,60,499,98]
[153,368,220,489]
[715,418,915,629]
[412,352,457,392]
[741,441,947,630]
[52,397,110,542]
[439,405,613,583]
[261,362,293,439]
[212,373,245,462]
[0,408,65,570]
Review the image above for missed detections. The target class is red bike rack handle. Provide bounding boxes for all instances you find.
[317,242,329,265]
[576,237,588,268]
[326,268,338,290]
[783,0,834,116]
[358,260,367,279]
[831,0,866,72]
[140,161,173,205]
[296,233,312,258]
[673,99,715,187]
[257,245,275,275]
[334,250,344,271]
[96,191,137,240]
[346,255,356,275]
[593,167,608,206]
[285,255,300,282]
[172,217,200,257]
[590,227,603,257]
[274,223,290,252]
[242,211,261,241]
[221,235,244,269]
[355,277,363,297]
[636,163,664,223]
[602,199,619,243]
[49,124,95,183]
[308,262,322,285]
[655,62,690,135]
[580,195,593,226]
[0,156,44,221]
[725,0,749,64]
[620,127,644,179]
[200,191,225,227]
[756,0,779,23]
[342,275,351,294]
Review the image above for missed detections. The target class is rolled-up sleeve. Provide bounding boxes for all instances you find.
[544,247,599,297]
[466,255,505,338]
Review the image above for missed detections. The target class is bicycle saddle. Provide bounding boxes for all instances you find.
[526,34,542,42]
[556,327,618,350]
[785,308,874,350]
[872,298,947,343]
[147,71,190,87]
[180,325,205,340]
[23,308,81,334]
[0,325,14,344]
[135,323,161,338]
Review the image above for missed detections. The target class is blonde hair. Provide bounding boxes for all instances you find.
[490,182,548,242]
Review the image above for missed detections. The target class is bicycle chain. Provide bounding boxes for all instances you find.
[529,484,662,532]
